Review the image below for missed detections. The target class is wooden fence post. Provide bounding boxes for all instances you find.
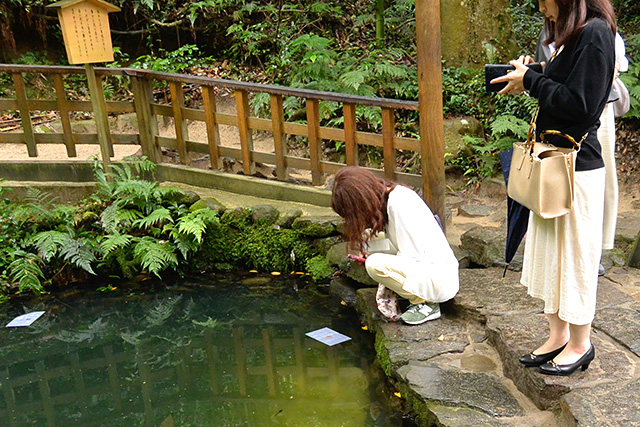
[270,94,288,181]
[343,103,358,166]
[381,107,396,180]
[306,98,323,186]
[202,86,222,170]
[85,64,113,172]
[235,90,255,176]
[52,74,77,157]
[416,0,446,228]
[170,81,189,164]
[11,73,37,157]
[131,76,160,163]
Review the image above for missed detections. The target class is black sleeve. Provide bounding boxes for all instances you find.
[524,43,613,125]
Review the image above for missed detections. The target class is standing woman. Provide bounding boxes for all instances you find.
[331,167,459,325]
[491,0,616,375]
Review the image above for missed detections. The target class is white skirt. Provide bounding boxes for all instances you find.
[520,168,605,325]
[597,103,618,250]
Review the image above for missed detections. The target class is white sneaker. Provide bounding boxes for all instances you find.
[400,302,441,325]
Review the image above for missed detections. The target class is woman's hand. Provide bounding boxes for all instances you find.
[491,55,534,95]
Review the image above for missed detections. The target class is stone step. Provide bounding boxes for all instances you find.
[355,286,557,426]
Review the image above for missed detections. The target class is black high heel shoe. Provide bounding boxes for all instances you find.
[539,345,595,376]
[518,343,567,367]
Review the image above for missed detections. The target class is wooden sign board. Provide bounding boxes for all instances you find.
[47,0,120,65]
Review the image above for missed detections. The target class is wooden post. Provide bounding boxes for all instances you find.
[103,345,123,412]
[34,361,55,427]
[11,73,37,157]
[170,81,189,164]
[85,64,113,172]
[381,107,396,180]
[235,90,255,175]
[270,94,288,181]
[53,74,77,157]
[416,0,446,228]
[131,76,160,163]
[306,98,323,186]
[343,103,358,166]
[202,86,222,170]
[262,328,277,397]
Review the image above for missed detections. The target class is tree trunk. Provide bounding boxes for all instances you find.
[375,0,385,47]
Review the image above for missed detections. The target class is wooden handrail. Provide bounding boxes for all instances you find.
[0,64,420,111]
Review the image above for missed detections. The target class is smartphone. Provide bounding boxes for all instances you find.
[347,254,367,263]
[485,63,543,93]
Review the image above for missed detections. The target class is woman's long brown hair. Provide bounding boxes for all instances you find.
[543,0,616,48]
[331,167,396,252]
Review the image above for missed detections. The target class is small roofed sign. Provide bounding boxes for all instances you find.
[47,0,120,65]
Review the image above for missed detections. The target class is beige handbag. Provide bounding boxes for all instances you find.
[507,118,586,219]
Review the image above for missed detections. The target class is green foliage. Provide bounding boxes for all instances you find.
[0,157,218,296]
[131,44,207,74]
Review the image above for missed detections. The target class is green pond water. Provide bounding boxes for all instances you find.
[0,273,404,426]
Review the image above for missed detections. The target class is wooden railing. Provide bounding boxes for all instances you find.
[0,64,436,202]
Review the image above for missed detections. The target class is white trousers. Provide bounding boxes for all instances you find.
[365,253,426,305]
[597,103,618,250]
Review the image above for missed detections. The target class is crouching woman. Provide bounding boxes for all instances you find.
[331,166,459,325]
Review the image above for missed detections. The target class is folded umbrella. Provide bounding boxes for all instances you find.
[499,149,530,276]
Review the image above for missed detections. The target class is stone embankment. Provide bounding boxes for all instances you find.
[327,186,640,426]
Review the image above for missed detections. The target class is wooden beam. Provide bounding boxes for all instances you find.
[416,0,446,228]
[11,73,37,157]
[270,94,288,181]
[381,107,396,180]
[170,81,189,164]
[202,86,222,169]
[306,98,323,186]
[343,103,358,166]
[85,64,113,171]
[52,74,77,157]
[131,76,160,163]
[235,90,255,175]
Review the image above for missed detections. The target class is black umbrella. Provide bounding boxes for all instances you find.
[499,148,530,277]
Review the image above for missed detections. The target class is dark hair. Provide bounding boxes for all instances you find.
[543,0,616,48]
[331,167,396,251]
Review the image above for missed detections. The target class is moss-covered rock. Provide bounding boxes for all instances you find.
[313,236,342,255]
[276,209,303,229]
[190,197,226,214]
[292,216,339,237]
[251,204,280,225]
[221,207,253,229]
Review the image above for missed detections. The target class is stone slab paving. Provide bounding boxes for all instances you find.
[355,265,640,426]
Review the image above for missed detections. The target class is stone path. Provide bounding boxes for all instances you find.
[344,264,640,426]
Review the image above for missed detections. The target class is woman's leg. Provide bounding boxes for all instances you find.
[365,253,425,305]
[553,323,592,365]
[534,312,569,354]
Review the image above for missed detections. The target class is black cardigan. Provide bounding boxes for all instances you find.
[523,18,615,171]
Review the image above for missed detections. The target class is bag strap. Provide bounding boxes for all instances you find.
[539,130,588,151]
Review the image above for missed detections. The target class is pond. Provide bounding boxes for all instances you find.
[0,273,406,426]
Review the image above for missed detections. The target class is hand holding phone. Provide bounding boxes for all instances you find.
[347,254,367,263]
[485,62,543,93]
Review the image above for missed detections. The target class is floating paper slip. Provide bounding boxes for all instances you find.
[306,327,351,346]
[6,311,45,327]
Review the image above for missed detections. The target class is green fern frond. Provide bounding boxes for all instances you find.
[100,233,133,254]
[30,230,73,262]
[115,208,144,227]
[60,238,97,275]
[175,209,218,244]
[134,208,173,229]
[8,252,46,294]
[373,62,408,79]
[146,295,182,326]
[171,232,199,259]
[339,70,367,91]
[134,236,178,277]
[490,115,529,140]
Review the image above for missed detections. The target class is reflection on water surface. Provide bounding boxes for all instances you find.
[0,274,401,426]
